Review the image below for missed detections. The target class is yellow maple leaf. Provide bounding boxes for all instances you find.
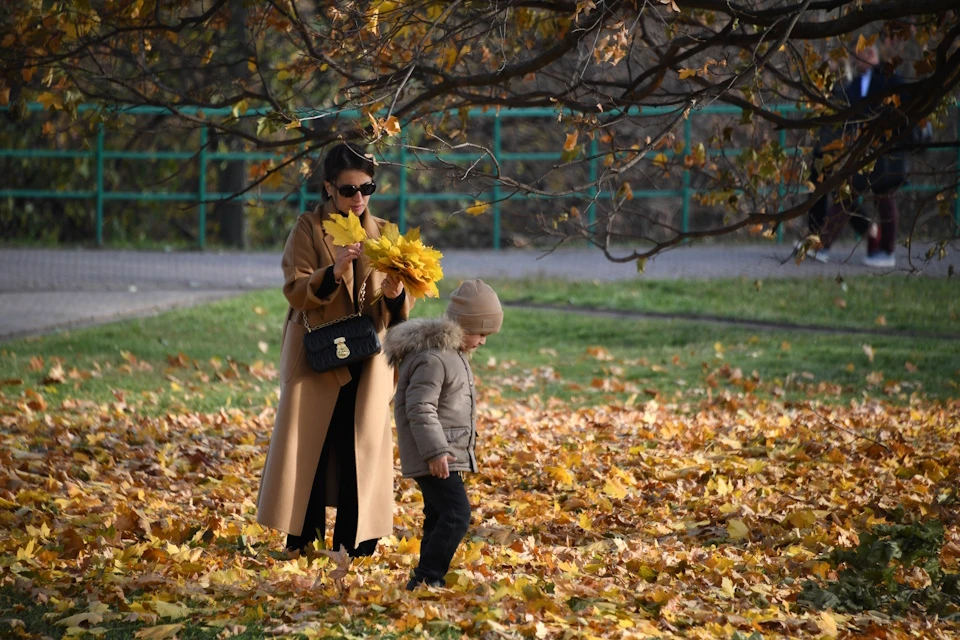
[546,466,575,485]
[152,600,190,620]
[727,518,749,540]
[603,476,628,499]
[322,213,367,246]
[135,624,184,640]
[465,201,490,216]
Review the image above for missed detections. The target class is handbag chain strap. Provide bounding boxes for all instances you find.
[302,278,368,333]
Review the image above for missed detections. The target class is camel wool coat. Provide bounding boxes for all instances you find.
[256,202,413,543]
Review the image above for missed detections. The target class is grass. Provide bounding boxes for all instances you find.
[484,275,960,335]
[2,278,958,639]
[0,586,267,640]
[1,278,958,415]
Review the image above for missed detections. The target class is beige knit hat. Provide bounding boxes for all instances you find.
[446,279,503,335]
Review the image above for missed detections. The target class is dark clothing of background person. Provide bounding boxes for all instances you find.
[819,62,909,260]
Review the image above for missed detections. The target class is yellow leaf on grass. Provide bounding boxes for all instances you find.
[819,610,838,638]
[322,213,367,246]
[603,476,628,499]
[546,466,575,485]
[720,576,735,598]
[153,600,190,619]
[786,509,817,529]
[135,624,184,640]
[727,518,749,540]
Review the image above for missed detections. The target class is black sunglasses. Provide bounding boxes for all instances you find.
[335,181,376,198]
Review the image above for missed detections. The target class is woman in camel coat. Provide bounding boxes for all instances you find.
[257,143,413,556]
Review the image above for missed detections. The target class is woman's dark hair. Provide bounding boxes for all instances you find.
[321,143,376,200]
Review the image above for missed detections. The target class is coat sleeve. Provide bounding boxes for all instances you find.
[404,353,454,463]
[281,215,342,310]
[380,289,415,328]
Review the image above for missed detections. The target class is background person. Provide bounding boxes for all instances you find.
[818,44,908,268]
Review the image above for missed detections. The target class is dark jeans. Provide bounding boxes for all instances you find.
[821,195,897,254]
[286,371,378,557]
[808,148,900,254]
[412,473,472,582]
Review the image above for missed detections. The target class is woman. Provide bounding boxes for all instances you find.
[257,142,413,556]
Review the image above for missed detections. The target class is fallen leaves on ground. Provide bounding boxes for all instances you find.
[1,388,958,639]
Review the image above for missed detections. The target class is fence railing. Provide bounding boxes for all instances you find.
[2,102,958,249]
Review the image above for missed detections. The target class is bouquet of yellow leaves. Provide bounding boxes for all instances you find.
[322,214,443,300]
[363,223,444,300]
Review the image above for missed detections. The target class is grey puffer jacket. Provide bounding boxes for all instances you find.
[383,317,477,478]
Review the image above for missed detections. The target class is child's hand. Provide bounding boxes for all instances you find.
[429,454,456,479]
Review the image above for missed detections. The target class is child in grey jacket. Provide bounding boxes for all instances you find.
[383,279,503,590]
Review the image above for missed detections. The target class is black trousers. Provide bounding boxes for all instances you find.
[412,473,472,582]
[286,371,377,557]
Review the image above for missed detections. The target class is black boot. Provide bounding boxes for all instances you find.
[405,575,445,590]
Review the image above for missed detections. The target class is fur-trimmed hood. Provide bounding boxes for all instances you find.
[383,317,463,367]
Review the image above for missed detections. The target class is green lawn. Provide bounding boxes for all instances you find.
[485,275,960,335]
[1,277,957,415]
[2,278,958,639]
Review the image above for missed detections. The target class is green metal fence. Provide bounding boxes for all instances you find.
[2,102,958,248]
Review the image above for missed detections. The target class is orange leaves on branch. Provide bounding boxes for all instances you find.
[856,33,878,54]
[366,112,402,138]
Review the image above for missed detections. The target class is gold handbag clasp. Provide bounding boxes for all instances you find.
[334,337,350,359]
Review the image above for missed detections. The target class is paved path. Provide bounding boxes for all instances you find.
[1,243,957,341]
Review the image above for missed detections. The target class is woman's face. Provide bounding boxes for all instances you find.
[325,168,375,216]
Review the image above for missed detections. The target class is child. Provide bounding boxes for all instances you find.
[383,279,503,590]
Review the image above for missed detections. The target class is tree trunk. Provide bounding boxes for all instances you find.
[216,0,250,248]
[216,154,246,248]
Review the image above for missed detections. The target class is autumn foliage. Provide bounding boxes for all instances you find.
[2,383,958,638]
[3,1,958,256]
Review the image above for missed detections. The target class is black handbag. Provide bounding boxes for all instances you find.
[302,281,381,373]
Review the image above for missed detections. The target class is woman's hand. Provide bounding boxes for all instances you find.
[428,454,456,479]
[382,273,404,299]
[333,243,362,282]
